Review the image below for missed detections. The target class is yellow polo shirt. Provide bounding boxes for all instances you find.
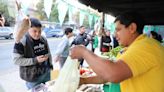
[118,34,164,92]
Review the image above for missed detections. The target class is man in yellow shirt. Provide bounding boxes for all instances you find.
[70,11,164,92]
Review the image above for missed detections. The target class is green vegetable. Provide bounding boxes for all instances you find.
[103,46,123,60]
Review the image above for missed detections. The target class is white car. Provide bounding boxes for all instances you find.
[0,27,13,39]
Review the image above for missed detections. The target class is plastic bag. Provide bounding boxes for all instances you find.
[13,9,30,43]
[0,84,5,92]
[49,56,80,92]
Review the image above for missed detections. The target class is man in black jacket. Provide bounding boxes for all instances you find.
[72,26,90,67]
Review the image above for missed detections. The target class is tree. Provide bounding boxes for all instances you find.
[49,3,59,22]
[63,10,69,23]
[35,0,60,22]
[0,0,15,26]
[36,0,47,20]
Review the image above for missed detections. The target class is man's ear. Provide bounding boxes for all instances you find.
[129,23,137,34]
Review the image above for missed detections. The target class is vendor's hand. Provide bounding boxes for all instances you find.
[37,55,48,63]
[70,45,86,59]
[79,78,85,86]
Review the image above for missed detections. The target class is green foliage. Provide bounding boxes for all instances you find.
[0,0,15,26]
[0,1,7,14]
[49,4,69,23]
[103,46,123,59]
[49,4,59,22]
[63,11,69,23]
[36,0,47,20]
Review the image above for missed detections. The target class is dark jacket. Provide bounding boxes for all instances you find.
[72,33,90,46]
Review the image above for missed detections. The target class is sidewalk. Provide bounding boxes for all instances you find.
[0,67,27,92]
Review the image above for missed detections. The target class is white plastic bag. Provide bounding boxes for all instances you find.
[13,9,30,43]
[0,84,5,92]
[50,56,80,92]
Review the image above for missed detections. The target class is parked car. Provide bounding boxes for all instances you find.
[43,24,64,38]
[0,27,13,39]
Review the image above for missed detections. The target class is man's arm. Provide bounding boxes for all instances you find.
[84,39,89,46]
[70,46,132,83]
[83,49,132,83]
[13,53,38,66]
[80,76,107,85]
[13,42,38,66]
[83,33,90,46]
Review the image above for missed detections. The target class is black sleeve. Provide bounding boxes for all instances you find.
[83,33,90,46]
[84,38,89,46]
[71,39,76,46]
[13,42,24,54]
[108,36,111,43]
[71,35,80,45]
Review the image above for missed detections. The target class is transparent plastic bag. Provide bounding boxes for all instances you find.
[13,9,30,43]
[49,56,80,92]
[0,84,5,92]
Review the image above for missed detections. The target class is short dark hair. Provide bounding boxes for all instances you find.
[79,25,84,29]
[150,31,163,43]
[150,31,158,37]
[30,18,42,28]
[64,27,73,35]
[114,11,145,34]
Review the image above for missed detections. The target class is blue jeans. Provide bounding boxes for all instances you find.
[26,70,50,89]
